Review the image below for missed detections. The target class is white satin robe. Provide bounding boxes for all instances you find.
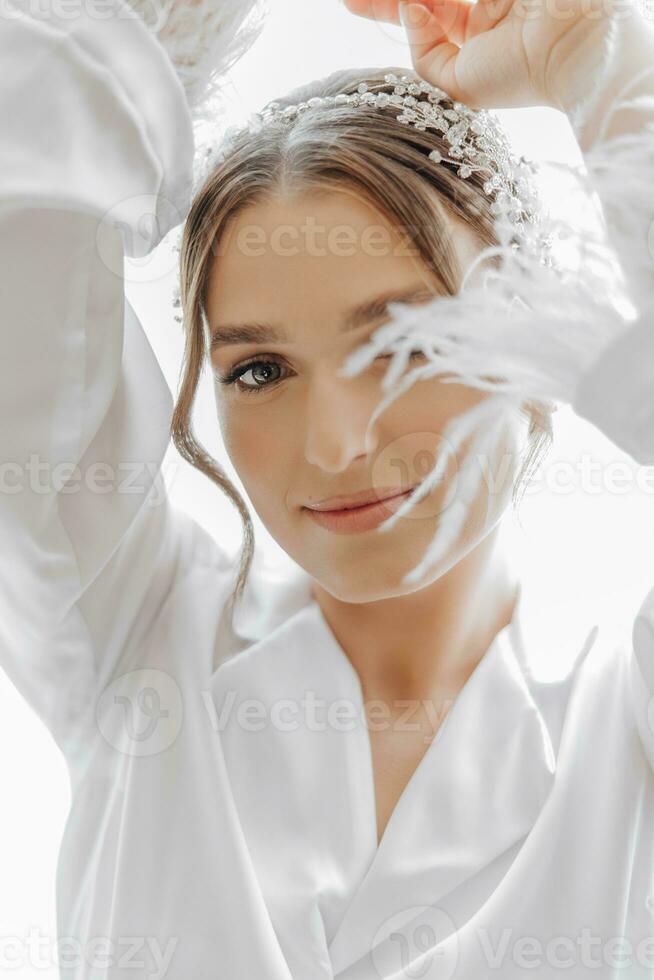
[1,2,654,978]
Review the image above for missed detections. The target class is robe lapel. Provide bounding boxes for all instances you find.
[325,592,558,974]
[213,573,566,979]
[210,600,376,979]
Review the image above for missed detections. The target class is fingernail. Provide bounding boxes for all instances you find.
[399,2,431,29]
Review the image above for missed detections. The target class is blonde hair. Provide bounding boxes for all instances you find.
[172,66,553,627]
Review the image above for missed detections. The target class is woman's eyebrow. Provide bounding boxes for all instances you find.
[209,286,437,350]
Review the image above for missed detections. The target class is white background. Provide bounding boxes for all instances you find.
[2,1,654,976]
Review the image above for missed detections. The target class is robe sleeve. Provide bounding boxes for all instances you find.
[0,0,214,755]
[567,14,654,770]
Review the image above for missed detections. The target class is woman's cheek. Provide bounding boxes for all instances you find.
[222,414,261,473]
[220,409,290,500]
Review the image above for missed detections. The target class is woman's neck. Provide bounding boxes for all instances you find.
[311,522,520,708]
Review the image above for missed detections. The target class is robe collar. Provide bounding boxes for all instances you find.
[212,561,586,978]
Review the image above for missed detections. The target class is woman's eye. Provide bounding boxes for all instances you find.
[216,357,288,395]
[215,349,426,397]
[376,349,426,362]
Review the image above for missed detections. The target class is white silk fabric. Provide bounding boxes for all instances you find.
[1,3,654,978]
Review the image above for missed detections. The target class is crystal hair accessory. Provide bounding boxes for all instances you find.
[259,76,540,222]
[173,73,550,323]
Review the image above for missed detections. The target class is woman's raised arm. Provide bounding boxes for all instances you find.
[0,0,214,755]
[567,15,654,772]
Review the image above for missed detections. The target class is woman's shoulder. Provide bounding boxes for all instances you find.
[517,588,645,683]
[508,590,642,757]
[520,588,654,771]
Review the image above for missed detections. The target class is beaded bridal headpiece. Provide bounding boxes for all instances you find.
[261,75,540,220]
[174,72,550,321]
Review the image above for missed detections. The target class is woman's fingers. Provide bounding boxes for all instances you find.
[341,0,404,24]
[341,0,495,103]
[425,0,474,45]
[342,0,474,42]
[399,2,464,99]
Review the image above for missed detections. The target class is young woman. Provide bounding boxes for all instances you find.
[2,0,653,977]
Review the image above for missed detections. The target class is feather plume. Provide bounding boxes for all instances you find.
[125,0,266,120]
[335,85,654,583]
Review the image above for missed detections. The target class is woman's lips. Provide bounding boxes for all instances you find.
[303,488,416,534]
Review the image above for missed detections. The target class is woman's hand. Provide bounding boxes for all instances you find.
[342,0,635,112]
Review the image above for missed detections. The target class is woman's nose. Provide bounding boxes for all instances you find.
[302,374,381,473]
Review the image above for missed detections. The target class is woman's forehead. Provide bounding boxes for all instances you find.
[206,188,481,325]
[208,192,425,304]
[218,188,405,255]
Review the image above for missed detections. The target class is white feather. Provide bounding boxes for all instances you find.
[336,87,654,584]
[125,0,266,120]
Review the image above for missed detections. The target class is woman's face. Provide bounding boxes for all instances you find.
[206,189,529,601]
